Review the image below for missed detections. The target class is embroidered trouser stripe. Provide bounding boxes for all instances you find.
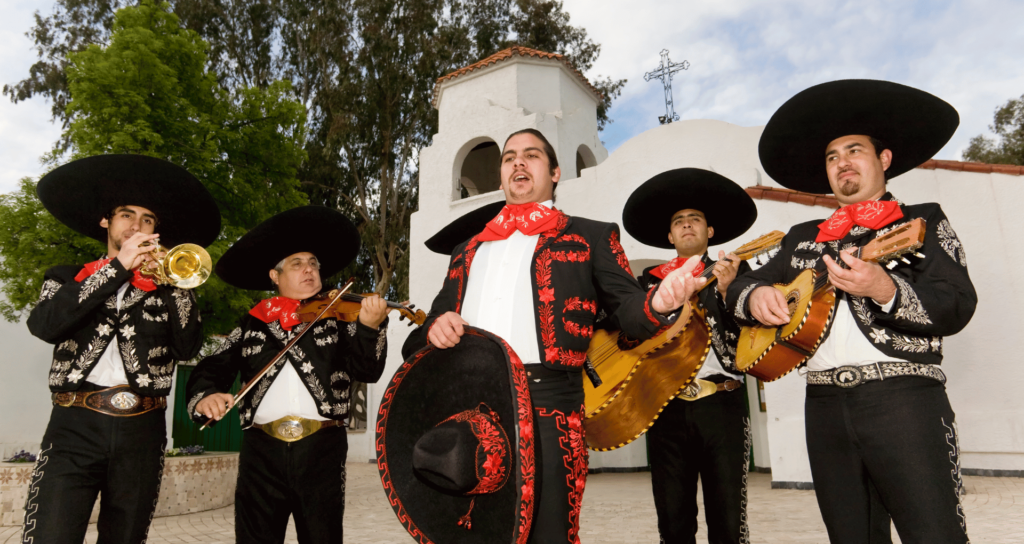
[525,365,587,544]
[647,388,750,544]
[805,376,970,544]
[22,403,166,544]
[235,425,348,543]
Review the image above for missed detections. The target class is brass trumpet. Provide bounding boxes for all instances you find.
[139,242,212,289]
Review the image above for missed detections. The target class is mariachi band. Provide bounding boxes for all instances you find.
[22,78,974,544]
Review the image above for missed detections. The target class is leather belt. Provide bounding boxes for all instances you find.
[52,385,166,417]
[676,379,743,401]
[256,416,344,442]
[806,361,946,388]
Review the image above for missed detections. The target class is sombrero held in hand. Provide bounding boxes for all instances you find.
[36,154,221,248]
[758,79,959,194]
[376,327,535,543]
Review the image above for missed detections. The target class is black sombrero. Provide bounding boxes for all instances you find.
[758,79,959,194]
[376,327,534,543]
[215,206,359,290]
[622,168,757,249]
[36,154,221,247]
[425,201,506,255]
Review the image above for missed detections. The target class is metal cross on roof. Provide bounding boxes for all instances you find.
[644,49,690,124]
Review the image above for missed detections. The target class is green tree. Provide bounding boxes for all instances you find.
[962,94,1024,166]
[0,0,308,336]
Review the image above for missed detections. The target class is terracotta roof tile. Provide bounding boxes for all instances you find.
[431,46,602,108]
[917,159,1024,176]
[745,186,840,209]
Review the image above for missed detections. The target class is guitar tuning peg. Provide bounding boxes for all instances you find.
[914,252,925,259]
[900,257,911,265]
[886,261,898,270]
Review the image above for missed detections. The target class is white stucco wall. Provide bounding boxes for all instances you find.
[0,300,56,459]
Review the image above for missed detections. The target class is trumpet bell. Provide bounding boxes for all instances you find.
[163,243,212,289]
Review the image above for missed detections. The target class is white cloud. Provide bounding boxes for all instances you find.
[563,0,1024,160]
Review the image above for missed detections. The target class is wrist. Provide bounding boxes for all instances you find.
[871,279,897,305]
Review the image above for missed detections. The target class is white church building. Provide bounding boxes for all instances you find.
[1,46,1022,493]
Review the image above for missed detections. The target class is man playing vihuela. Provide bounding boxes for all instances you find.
[728,79,976,543]
[403,128,704,543]
[622,168,757,544]
[186,206,393,544]
[25,154,221,543]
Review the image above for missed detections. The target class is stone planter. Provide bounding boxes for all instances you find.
[0,452,238,527]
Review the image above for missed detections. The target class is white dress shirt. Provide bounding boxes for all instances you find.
[806,293,906,371]
[460,200,553,365]
[697,348,742,380]
[85,282,130,387]
[253,359,328,424]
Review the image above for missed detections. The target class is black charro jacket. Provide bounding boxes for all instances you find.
[185,314,388,429]
[403,213,676,370]
[726,194,977,366]
[27,258,202,396]
[639,254,752,376]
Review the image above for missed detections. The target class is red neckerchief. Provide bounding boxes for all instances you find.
[815,199,903,243]
[249,297,302,331]
[649,256,706,280]
[75,258,157,292]
[476,202,563,242]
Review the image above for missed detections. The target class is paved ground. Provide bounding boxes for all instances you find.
[2,462,1020,543]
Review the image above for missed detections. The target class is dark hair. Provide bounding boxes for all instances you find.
[868,136,891,181]
[503,128,559,201]
[104,206,160,227]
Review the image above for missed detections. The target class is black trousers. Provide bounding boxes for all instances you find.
[236,425,348,544]
[22,396,167,544]
[806,376,970,544]
[525,365,587,544]
[647,385,750,544]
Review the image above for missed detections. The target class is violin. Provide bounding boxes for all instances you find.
[297,289,426,327]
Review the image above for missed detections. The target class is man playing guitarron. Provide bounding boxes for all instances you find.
[728,80,976,544]
[622,168,757,544]
[404,128,704,543]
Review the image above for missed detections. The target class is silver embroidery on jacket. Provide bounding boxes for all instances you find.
[171,289,193,328]
[187,391,205,417]
[734,284,757,321]
[376,327,387,359]
[148,346,169,359]
[937,220,967,267]
[119,288,146,313]
[791,256,818,270]
[78,264,118,303]
[348,322,358,336]
[315,334,338,347]
[891,275,932,325]
[848,225,870,237]
[142,312,168,322]
[891,334,930,353]
[38,279,60,302]
[145,296,164,307]
[795,241,825,253]
[120,340,140,373]
[849,295,875,326]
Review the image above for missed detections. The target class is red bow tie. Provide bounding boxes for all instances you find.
[649,257,706,280]
[249,296,302,331]
[476,202,563,242]
[816,200,903,243]
[75,258,157,292]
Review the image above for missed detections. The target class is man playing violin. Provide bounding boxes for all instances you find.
[187,205,391,544]
[728,80,976,543]
[404,128,704,543]
[25,154,220,543]
[622,168,757,544]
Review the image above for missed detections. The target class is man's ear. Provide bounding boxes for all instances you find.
[707,226,715,240]
[269,269,279,286]
[880,149,893,172]
[100,217,109,228]
[551,166,561,184]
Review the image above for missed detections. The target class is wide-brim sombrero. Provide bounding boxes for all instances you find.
[376,327,534,543]
[425,201,506,255]
[36,154,221,247]
[215,206,359,290]
[758,79,959,194]
[622,168,757,249]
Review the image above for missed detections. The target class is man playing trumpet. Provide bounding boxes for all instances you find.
[24,154,221,543]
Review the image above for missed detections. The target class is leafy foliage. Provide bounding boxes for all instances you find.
[962,94,1024,166]
[5,0,623,307]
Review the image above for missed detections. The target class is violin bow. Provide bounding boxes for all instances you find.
[200,280,354,431]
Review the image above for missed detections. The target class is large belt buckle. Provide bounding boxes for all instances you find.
[109,390,140,411]
[832,366,864,388]
[267,416,321,442]
[54,392,77,407]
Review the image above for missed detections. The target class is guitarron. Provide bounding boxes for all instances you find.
[583,231,785,451]
[735,219,926,381]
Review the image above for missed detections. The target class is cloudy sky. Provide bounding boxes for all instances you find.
[2,0,1023,195]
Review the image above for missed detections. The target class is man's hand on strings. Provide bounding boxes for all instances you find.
[713,252,741,296]
[823,249,896,304]
[427,311,468,349]
[749,286,791,326]
[652,255,706,315]
[196,392,235,421]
